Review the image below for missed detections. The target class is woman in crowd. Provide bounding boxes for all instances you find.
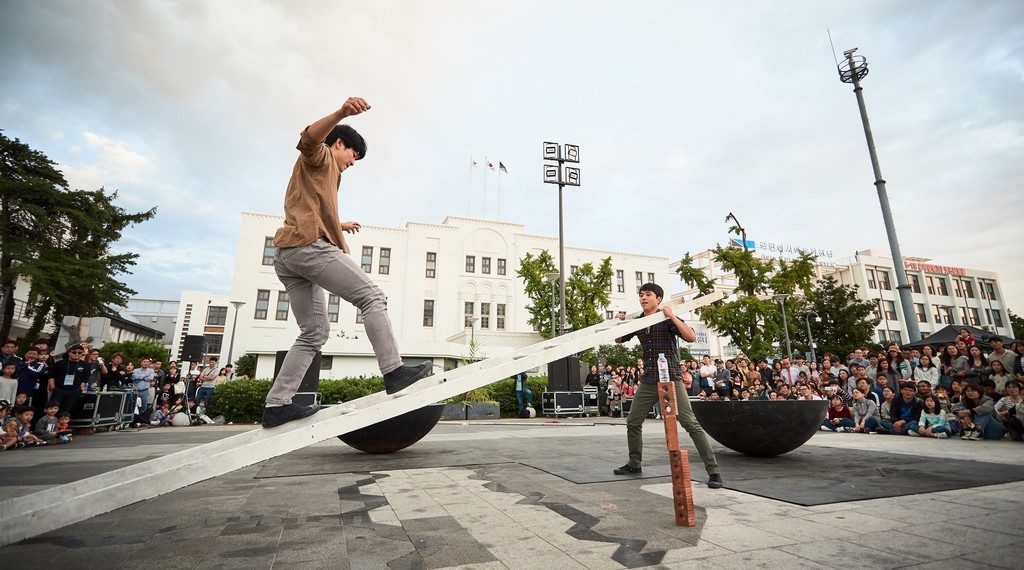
[961,346,989,385]
[808,361,820,383]
[954,383,1001,440]
[993,380,1022,441]
[913,354,939,389]
[102,353,127,390]
[585,365,601,389]
[939,344,967,389]
[876,358,899,386]
[988,360,1012,395]
[837,369,856,396]
[850,387,880,433]
[164,362,181,398]
[886,345,911,380]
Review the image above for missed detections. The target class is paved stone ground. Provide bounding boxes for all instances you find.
[1,419,1021,569]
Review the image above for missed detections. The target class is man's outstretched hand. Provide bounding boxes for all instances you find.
[340,97,371,118]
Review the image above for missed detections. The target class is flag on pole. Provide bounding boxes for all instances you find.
[471,157,479,167]
[487,161,495,170]
[499,162,508,174]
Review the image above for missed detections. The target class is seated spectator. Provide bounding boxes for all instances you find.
[954,383,1002,440]
[980,378,1001,402]
[823,378,851,406]
[913,354,939,389]
[878,386,895,432]
[961,346,989,385]
[934,385,953,413]
[33,402,61,442]
[150,403,174,427]
[797,385,822,400]
[822,395,855,432]
[0,400,17,452]
[9,405,46,447]
[777,384,795,400]
[55,412,72,441]
[850,387,880,434]
[196,400,215,425]
[875,359,900,389]
[949,378,964,405]
[916,380,933,399]
[957,328,975,348]
[911,395,950,439]
[882,383,922,435]
[994,380,1022,441]
[857,378,880,406]
[988,360,1012,395]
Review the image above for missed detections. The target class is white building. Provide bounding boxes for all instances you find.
[835,249,1011,344]
[170,213,672,379]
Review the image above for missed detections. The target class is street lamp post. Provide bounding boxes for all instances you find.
[542,142,580,335]
[226,301,246,367]
[544,272,560,339]
[837,48,921,342]
[805,311,821,364]
[774,294,793,359]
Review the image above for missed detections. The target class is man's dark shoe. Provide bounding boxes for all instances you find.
[613,463,642,475]
[707,474,724,489]
[383,362,431,395]
[262,403,320,428]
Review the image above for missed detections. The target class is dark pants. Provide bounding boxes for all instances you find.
[195,386,216,407]
[51,386,83,415]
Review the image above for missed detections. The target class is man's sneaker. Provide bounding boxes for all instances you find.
[936,432,949,439]
[383,362,432,395]
[960,429,976,440]
[613,463,642,475]
[967,430,982,440]
[820,425,831,431]
[907,430,920,437]
[707,474,724,489]
[262,403,320,428]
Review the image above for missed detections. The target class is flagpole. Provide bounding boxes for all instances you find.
[497,161,501,220]
[482,156,488,219]
[468,156,474,216]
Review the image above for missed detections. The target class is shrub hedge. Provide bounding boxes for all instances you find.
[206,376,551,423]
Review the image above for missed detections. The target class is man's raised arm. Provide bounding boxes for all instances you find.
[307,97,371,142]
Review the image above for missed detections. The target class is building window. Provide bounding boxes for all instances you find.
[496,303,506,330]
[203,334,223,355]
[320,356,333,371]
[866,269,877,289]
[464,302,475,328]
[465,255,475,273]
[423,300,434,327]
[480,302,490,329]
[481,257,491,274]
[890,330,902,344]
[262,237,275,266]
[993,310,1004,328]
[883,300,898,321]
[926,276,935,295]
[361,246,373,273]
[877,330,888,343]
[635,271,643,292]
[959,307,969,325]
[873,303,882,322]
[877,270,891,291]
[276,292,290,320]
[606,310,615,320]
[909,274,921,294]
[933,305,952,325]
[379,248,391,275]
[497,258,507,276]
[327,294,341,323]
[962,280,974,299]
[426,252,437,278]
[570,265,579,275]
[914,303,927,323]
[969,308,980,326]
[206,306,227,326]
[616,270,625,293]
[647,272,655,284]
[254,290,270,320]
[985,282,997,301]
[953,279,963,298]
[935,278,949,296]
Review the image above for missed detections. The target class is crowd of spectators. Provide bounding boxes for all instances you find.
[585,331,1023,441]
[0,339,235,453]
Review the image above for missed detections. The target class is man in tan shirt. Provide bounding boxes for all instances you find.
[262,97,430,428]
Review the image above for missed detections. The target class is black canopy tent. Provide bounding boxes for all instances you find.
[902,324,1018,351]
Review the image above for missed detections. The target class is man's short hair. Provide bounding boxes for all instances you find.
[326,124,367,160]
[638,282,664,299]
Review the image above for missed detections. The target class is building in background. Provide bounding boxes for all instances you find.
[169,213,672,379]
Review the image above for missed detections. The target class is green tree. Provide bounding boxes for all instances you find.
[98,339,170,366]
[592,343,643,368]
[517,250,613,339]
[676,225,816,360]
[234,353,257,378]
[792,276,879,359]
[0,133,155,344]
[1009,309,1023,340]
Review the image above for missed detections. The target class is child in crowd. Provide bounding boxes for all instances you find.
[822,395,855,431]
[9,405,45,447]
[150,403,173,427]
[33,402,60,442]
[911,394,950,438]
[0,400,17,452]
[988,361,1011,395]
[196,400,215,425]
[55,412,72,442]
[0,363,18,403]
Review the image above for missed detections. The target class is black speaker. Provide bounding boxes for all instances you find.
[181,335,205,362]
[547,356,583,391]
[274,350,321,392]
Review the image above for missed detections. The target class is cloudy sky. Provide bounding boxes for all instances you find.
[2,1,1022,316]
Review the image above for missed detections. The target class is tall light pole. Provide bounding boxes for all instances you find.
[226,300,246,367]
[542,142,580,335]
[774,294,793,359]
[837,48,921,342]
[544,272,560,339]
[805,311,821,364]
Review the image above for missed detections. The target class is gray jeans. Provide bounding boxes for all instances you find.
[267,238,402,406]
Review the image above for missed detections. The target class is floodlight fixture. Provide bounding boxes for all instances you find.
[563,144,580,163]
[564,167,580,187]
[544,165,561,185]
[543,142,560,161]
